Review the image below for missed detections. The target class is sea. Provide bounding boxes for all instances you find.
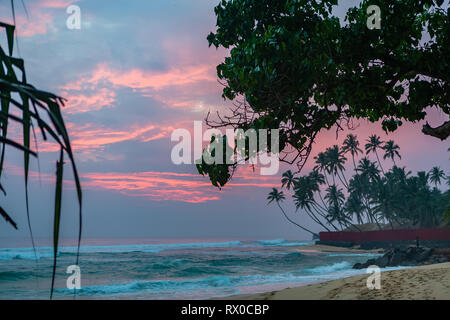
[0,238,406,299]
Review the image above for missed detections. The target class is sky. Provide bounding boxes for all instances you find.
[0,0,448,244]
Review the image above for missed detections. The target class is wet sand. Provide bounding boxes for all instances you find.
[294,244,383,254]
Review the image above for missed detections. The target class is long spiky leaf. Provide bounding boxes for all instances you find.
[0,206,17,229]
[50,149,64,299]
[1,16,82,299]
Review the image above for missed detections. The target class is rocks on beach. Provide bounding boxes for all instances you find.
[353,246,449,269]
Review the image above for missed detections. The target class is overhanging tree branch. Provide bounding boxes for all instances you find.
[422,120,450,141]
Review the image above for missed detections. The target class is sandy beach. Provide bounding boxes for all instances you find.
[227,262,450,300]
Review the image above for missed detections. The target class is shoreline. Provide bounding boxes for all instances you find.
[224,262,450,300]
[294,244,384,254]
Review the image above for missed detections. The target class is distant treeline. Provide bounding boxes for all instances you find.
[268,134,450,236]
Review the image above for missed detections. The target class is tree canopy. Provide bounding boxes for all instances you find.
[202,0,449,186]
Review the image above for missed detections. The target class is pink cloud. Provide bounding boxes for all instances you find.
[16,12,53,37]
[61,64,216,92]
[59,63,218,114]
[62,88,116,114]
[5,160,280,203]
[39,0,75,8]
[36,122,175,156]
[4,0,77,37]
[82,170,278,203]
[73,124,170,147]
[4,163,280,203]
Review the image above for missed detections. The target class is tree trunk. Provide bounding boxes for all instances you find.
[308,206,334,232]
[375,150,385,175]
[277,203,318,237]
[310,203,339,231]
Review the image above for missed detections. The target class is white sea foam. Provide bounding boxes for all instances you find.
[0,239,313,260]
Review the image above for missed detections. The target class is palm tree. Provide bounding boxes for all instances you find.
[403,172,443,227]
[324,185,349,229]
[352,162,382,229]
[429,166,445,187]
[356,157,381,182]
[345,193,365,225]
[342,134,363,170]
[308,170,327,208]
[267,188,318,237]
[324,145,348,187]
[293,177,335,231]
[308,170,326,187]
[371,179,397,229]
[281,170,296,190]
[277,136,449,233]
[382,140,401,166]
[417,171,429,187]
[389,165,411,183]
[314,152,331,186]
[365,134,385,173]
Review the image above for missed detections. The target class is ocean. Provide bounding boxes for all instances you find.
[0,238,403,299]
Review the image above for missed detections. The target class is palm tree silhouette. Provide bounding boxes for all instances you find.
[365,134,385,173]
[293,177,335,231]
[324,145,348,188]
[342,134,363,170]
[429,166,445,187]
[382,140,401,166]
[417,171,429,186]
[357,157,381,182]
[324,185,349,229]
[267,188,318,237]
[314,151,331,186]
[281,170,296,190]
[371,178,397,229]
[308,169,328,209]
[354,158,383,229]
[389,165,411,182]
[345,193,365,225]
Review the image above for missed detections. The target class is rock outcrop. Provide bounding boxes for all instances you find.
[353,246,449,269]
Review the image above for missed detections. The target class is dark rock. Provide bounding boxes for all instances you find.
[353,258,378,269]
[427,255,449,264]
[405,246,417,259]
[389,249,407,266]
[415,247,432,262]
[376,254,390,268]
[353,246,443,269]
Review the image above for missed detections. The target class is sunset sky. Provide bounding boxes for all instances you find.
[0,0,448,243]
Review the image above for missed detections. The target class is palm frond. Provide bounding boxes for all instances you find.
[0,18,82,299]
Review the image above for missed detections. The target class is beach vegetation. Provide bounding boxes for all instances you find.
[270,134,449,233]
[0,3,82,298]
